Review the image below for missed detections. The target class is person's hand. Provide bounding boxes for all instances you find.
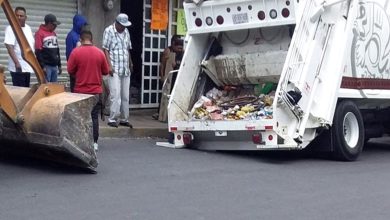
[15,63,22,73]
[109,67,113,76]
[58,67,62,75]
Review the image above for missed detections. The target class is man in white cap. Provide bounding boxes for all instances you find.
[102,13,133,128]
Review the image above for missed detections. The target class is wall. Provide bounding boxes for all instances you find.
[77,0,120,48]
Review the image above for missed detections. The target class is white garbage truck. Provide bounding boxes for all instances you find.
[167,0,390,161]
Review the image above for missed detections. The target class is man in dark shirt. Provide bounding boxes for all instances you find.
[34,14,62,82]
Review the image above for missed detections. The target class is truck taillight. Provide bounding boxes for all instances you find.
[183,133,193,145]
[282,8,290,18]
[252,133,263,144]
[195,18,202,27]
[258,11,265,20]
[216,15,224,25]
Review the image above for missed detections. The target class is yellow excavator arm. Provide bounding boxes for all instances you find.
[1,0,46,84]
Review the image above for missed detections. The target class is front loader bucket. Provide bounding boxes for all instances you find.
[0,85,98,171]
[0,0,98,172]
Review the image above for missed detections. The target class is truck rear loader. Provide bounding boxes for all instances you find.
[168,0,390,161]
[0,0,98,171]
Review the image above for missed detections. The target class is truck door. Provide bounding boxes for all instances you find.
[273,0,352,145]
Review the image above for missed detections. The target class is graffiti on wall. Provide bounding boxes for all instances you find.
[351,1,390,79]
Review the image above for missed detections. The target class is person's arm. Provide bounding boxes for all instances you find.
[66,51,77,76]
[103,49,113,76]
[5,44,21,72]
[127,30,134,73]
[4,26,21,72]
[102,29,113,76]
[57,46,62,75]
[65,33,72,61]
[34,32,45,68]
[129,50,133,73]
[101,51,110,76]
[160,48,170,80]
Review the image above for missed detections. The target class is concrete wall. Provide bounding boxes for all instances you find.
[77,0,121,48]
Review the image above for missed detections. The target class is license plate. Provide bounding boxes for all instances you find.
[232,13,248,24]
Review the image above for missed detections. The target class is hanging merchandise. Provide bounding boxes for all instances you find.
[177,9,187,35]
[151,0,168,30]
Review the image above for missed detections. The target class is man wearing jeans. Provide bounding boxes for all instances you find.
[35,14,62,82]
[102,13,133,128]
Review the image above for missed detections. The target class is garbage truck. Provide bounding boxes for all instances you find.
[0,0,98,171]
[167,0,390,161]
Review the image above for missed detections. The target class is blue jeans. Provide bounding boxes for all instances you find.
[44,65,58,82]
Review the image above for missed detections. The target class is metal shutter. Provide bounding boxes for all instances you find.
[0,0,77,83]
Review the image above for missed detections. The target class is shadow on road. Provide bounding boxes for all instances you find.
[0,151,95,174]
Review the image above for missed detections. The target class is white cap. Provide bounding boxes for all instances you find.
[116,13,131,27]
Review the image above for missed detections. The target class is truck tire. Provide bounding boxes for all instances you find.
[331,100,364,161]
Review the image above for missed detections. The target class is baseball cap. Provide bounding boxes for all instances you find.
[116,13,131,27]
[44,14,61,25]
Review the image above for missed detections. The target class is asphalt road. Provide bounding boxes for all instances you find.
[1,138,390,220]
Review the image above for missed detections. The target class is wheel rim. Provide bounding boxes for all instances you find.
[343,112,359,148]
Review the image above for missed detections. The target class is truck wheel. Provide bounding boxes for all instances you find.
[331,100,364,161]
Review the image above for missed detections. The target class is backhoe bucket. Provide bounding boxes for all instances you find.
[0,0,99,171]
[0,85,98,171]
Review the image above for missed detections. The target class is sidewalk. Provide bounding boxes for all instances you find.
[99,108,169,139]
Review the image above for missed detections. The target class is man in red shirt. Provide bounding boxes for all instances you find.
[67,30,109,151]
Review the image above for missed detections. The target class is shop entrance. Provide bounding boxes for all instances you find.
[121,0,167,108]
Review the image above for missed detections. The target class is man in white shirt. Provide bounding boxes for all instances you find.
[4,6,34,87]
[102,13,133,128]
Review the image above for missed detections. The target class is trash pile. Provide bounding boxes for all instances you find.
[189,83,276,120]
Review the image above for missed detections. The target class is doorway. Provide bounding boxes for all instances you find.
[121,0,183,108]
[121,0,144,107]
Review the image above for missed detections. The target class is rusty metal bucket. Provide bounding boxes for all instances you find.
[0,83,98,171]
[0,0,98,171]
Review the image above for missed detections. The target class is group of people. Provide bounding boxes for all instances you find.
[4,6,134,151]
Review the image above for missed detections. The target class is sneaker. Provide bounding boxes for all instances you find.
[93,143,99,151]
[107,121,118,127]
[119,121,133,128]
[152,113,159,120]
